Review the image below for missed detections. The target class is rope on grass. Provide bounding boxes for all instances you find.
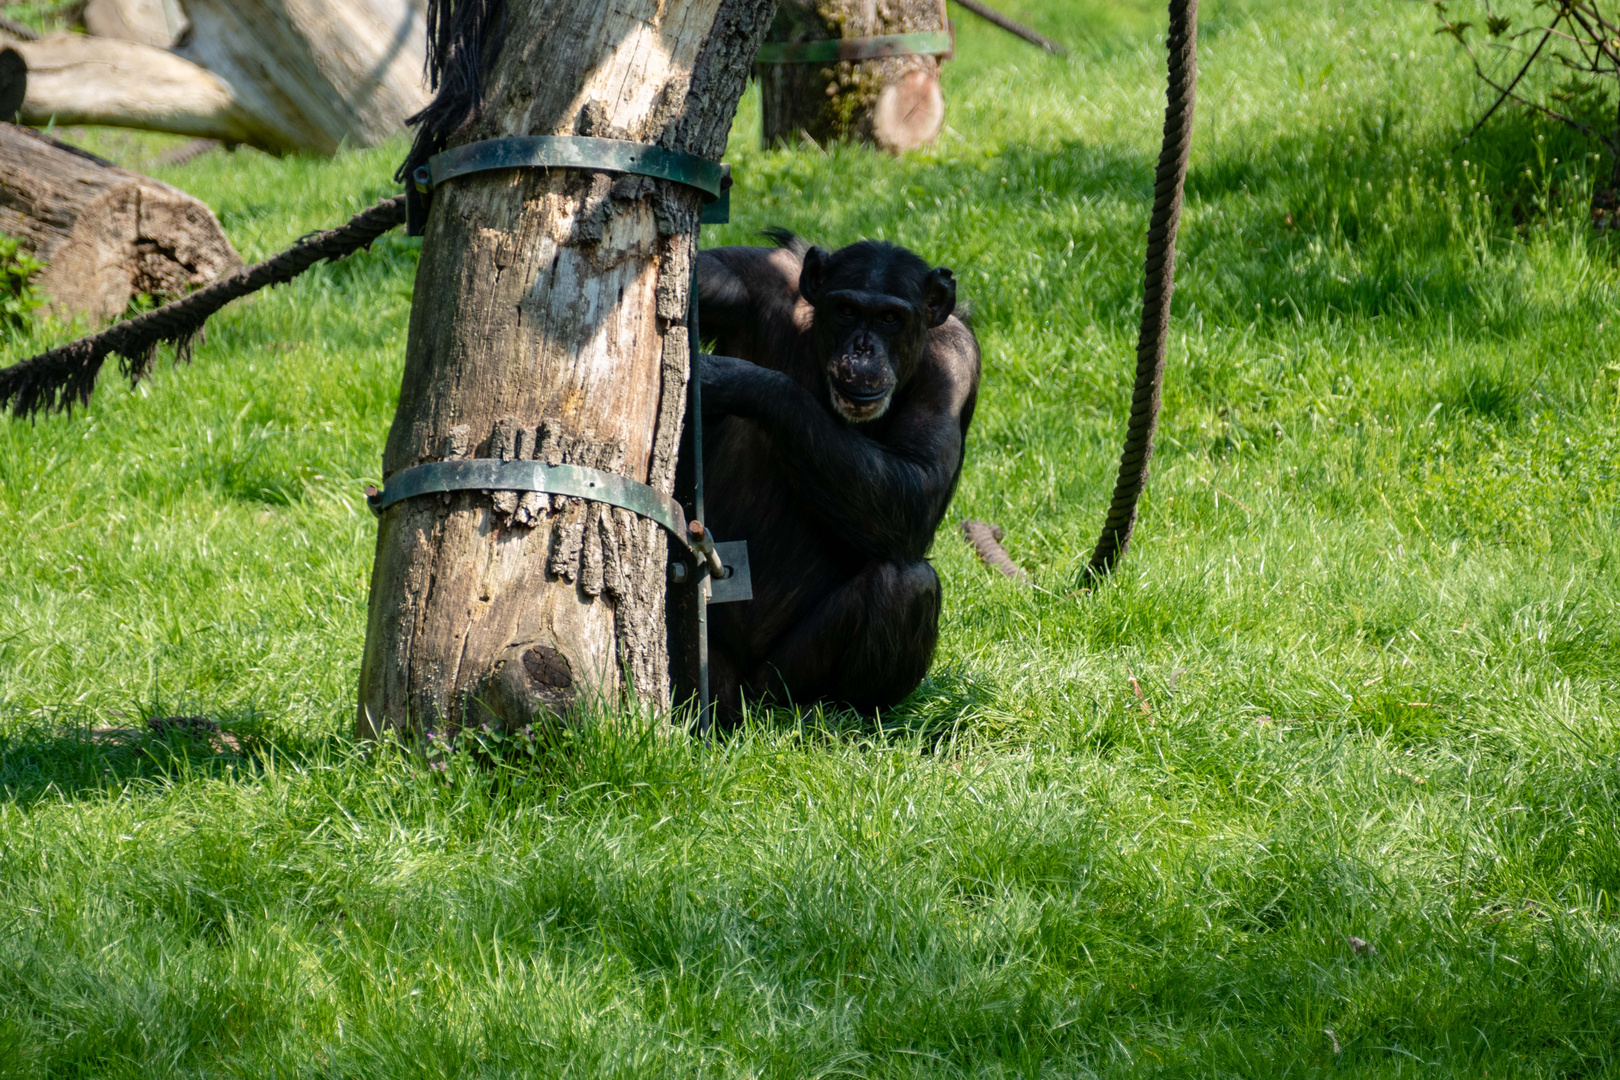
[961,520,1027,580]
[1086,0,1198,579]
[0,194,407,418]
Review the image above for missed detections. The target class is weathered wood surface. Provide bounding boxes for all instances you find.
[176,0,430,154]
[2,0,429,155]
[357,0,775,740]
[760,0,947,152]
[0,121,241,322]
[83,0,191,49]
[1,33,273,148]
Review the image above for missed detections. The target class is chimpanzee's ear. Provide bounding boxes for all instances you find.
[798,246,830,304]
[923,267,957,328]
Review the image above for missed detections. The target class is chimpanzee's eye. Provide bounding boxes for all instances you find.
[882,312,899,324]
[838,303,857,318]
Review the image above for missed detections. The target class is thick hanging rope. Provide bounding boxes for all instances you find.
[1086,0,1199,579]
[0,195,407,417]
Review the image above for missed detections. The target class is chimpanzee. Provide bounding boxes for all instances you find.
[694,229,980,720]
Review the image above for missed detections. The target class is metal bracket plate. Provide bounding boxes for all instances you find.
[417,136,726,203]
[368,459,692,552]
[755,30,953,64]
[700,173,731,225]
[708,540,752,605]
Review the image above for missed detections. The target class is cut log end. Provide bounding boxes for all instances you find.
[0,122,242,323]
[872,67,943,153]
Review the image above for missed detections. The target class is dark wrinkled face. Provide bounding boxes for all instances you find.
[798,240,956,423]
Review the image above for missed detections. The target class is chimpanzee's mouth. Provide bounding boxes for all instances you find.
[828,381,893,422]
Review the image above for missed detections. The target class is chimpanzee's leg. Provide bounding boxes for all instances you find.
[746,559,941,711]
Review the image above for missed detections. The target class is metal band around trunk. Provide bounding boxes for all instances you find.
[755,30,952,64]
[368,459,692,551]
[416,136,726,203]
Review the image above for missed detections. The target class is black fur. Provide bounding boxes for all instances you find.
[694,232,981,719]
[396,0,508,188]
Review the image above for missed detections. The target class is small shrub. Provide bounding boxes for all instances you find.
[0,232,45,334]
[1434,1,1620,221]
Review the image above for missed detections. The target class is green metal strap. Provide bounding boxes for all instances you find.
[368,459,692,551]
[415,136,726,204]
[755,30,952,64]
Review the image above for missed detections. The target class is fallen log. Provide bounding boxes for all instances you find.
[176,0,430,154]
[2,33,279,149]
[0,122,241,323]
[2,0,429,155]
[82,0,190,48]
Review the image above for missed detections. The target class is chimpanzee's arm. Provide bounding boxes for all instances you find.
[701,320,979,561]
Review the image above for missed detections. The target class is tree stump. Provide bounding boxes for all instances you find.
[356,0,775,741]
[759,0,948,152]
[0,122,241,322]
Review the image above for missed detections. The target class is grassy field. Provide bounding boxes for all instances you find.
[4,1,1620,1075]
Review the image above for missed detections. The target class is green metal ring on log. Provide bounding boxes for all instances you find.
[367,459,693,552]
[755,30,953,64]
[415,136,726,203]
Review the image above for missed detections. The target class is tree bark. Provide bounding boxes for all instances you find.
[2,0,429,155]
[760,0,947,152]
[0,121,241,322]
[356,0,774,741]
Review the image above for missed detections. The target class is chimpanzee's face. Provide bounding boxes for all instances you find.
[798,241,956,423]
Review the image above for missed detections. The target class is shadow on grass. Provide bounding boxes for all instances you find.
[0,709,322,808]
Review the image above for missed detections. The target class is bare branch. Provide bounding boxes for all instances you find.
[1457,21,1559,147]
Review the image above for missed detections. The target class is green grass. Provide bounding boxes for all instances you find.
[4,1,1620,1075]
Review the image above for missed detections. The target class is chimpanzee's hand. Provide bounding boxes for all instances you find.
[699,352,775,417]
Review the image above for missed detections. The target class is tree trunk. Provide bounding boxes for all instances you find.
[760,0,947,152]
[0,121,241,322]
[356,0,774,741]
[2,0,429,155]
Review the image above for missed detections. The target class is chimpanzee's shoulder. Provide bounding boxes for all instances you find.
[920,314,980,413]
